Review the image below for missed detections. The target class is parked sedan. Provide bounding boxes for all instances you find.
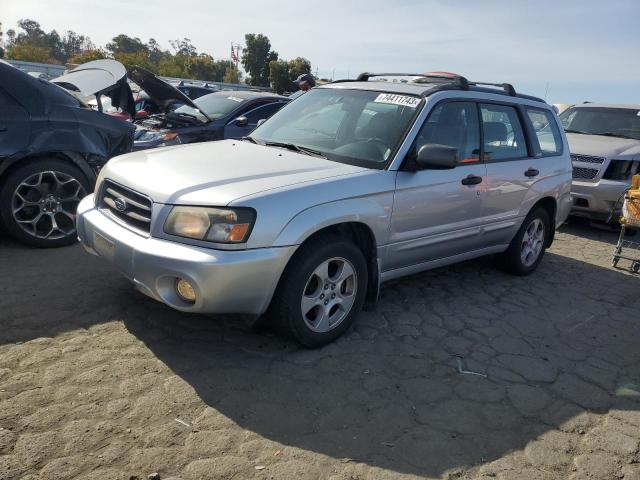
[133,90,289,150]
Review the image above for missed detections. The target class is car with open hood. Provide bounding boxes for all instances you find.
[559,103,640,222]
[0,60,134,247]
[129,69,289,150]
[76,72,571,346]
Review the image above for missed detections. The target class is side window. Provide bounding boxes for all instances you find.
[526,108,562,156]
[479,104,527,161]
[414,102,480,163]
[245,102,283,124]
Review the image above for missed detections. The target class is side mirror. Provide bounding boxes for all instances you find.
[256,118,267,127]
[234,116,248,127]
[415,144,458,169]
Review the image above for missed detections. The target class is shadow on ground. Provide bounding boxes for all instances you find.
[121,246,640,476]
[2,224,639,477]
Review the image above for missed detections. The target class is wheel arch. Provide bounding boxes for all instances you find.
[275,221,381,309]
[530,196,557,247]
[0,151,98,187]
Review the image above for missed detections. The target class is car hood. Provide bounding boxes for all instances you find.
[100,140,367,205]
[128,66,205,116]
[566,132,640,160]
[52,59,136,117]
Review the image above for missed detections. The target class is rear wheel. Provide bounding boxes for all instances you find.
[0,159,90,247]
[269,235,368,347]
[497,207,551,275]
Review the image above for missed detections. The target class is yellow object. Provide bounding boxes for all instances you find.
[622,190,640,227]
[632,174,640,191]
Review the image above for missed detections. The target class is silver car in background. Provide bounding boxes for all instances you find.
[76,72,572,346]
[560,103,640,221]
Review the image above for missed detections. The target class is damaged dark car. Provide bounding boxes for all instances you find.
[0,61,134,247]
[129,67,289,150]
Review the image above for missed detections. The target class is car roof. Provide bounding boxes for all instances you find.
[570,103,640,110]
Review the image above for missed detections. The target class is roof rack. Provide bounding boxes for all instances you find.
[468,81,516,96]
[331,71,544,103]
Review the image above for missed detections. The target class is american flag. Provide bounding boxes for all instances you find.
[231,44,238,64]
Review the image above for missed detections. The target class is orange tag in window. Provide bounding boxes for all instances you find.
[459,157,480,164]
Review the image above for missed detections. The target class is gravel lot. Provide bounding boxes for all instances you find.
[1,220,639,480]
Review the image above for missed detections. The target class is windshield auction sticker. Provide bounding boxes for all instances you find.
[374,93,421,108]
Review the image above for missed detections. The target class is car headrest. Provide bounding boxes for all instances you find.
[484,121,508,143]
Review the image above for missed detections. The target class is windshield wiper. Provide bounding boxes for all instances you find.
[594,132,635,139]
[263,141,328,159]
[241,136,260,144]
[565,129,593,135]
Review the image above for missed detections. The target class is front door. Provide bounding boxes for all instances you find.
[387,101,487,272]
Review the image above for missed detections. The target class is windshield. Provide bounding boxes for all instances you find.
[250,88,422,168]
[559,107,640,140]
[173,93,246,122]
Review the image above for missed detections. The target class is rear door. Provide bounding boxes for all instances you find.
[0,87,30,157]
[387,101,486,271]
[480,103,561,245]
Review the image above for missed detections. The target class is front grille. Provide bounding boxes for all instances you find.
[99,179,152,233]
[572,167,599,180]
[571,154,605,164]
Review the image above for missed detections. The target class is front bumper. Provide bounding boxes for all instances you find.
[76,194,295,315]
[571,180,628,221]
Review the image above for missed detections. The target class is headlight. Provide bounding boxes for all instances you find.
[164,206,256,243]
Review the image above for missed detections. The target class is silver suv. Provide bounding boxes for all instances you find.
[559,103,640,221]
[76,72,572,346]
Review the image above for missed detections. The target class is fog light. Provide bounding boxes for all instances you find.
[175,278,196,303]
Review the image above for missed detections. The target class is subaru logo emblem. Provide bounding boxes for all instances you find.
[114,197,127,212]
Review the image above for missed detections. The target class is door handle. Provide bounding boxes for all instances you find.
[525,168,539,177]
[461,174,483,186]
[0,124,7,132]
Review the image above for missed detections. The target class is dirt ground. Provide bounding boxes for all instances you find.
[1,220,639,480]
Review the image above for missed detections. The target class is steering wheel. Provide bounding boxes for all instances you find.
[365,137,392,155]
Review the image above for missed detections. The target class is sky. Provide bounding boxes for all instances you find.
[1,0,639,104]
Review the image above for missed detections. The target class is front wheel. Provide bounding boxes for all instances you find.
[269,235,368,347]
[0,159,90,247]
[497,208,551,275]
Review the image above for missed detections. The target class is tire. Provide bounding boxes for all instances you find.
[497,207,551,276]
[0,158,90,248]
[268,234,368,347]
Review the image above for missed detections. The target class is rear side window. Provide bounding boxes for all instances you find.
[526,108,562,155]
[414,101,481,163]
[480,104,527,161]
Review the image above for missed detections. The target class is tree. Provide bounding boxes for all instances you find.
[269,59,291,94]
[7,44,50,63]
[147,38,169,63]
[170,38,197,57]
[241,34,278,87]
[106,34,147,55]
[113,51,156,72]
[288,57,311,80]
[68,49,106,65]
[223,66,241,84]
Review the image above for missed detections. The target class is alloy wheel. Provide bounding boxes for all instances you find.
[11,170,86,240]
[520,218,545,267]
[300,257,358,333]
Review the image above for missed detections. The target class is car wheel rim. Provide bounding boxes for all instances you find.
[520,218,545,267]
[301,257,358,333]
[11,170,86,240]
